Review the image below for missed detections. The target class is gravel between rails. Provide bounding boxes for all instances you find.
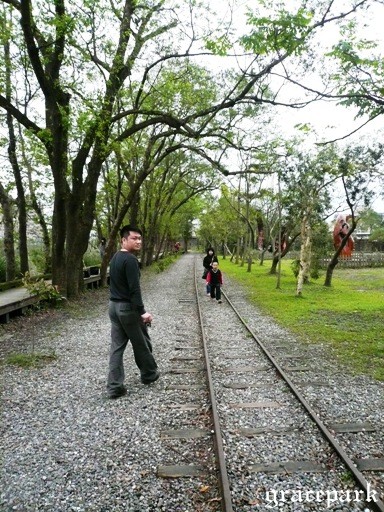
[0,252,383,512]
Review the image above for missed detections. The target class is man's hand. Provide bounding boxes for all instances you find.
[141,312,153,324]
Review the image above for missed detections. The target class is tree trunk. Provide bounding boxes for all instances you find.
[142,203,158,266]
[235,236,240,264]
[324,257,338,287]
[270,248,288,274]
[155,232,167,260]
[29,188,52,274]
[22,136,52,273]
[269,232,300,274]
[259,249,266,266]
[0,183,16,281]
[46,88,70,293]
[51,189,68,294]
[270,255,279,274]
[5,37,29,275]
[144,237,156,267]
[66,176,94,296]
[7,120,29,275]
[65,157,101,296]
[130,190,140,226]
[296,215,312,296]
[247,252,252,272]
[7,107,29,275]
[324,223,357,287]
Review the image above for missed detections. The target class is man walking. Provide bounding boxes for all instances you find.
[107,225,159,398]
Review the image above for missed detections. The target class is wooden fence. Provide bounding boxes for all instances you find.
[319,253,384,268]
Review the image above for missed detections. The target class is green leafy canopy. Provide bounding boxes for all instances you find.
[240,8,313,56]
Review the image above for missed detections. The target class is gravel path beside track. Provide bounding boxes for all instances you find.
[1,253,383,511]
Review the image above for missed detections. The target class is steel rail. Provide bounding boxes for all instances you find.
[195,263,234,512]
[222,288,384,512]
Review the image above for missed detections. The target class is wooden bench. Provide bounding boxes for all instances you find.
[0,268,108,323]
[0,287,41,324]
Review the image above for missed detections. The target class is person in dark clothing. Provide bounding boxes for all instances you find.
[206,261,223,303]
[99,237,107,260]
[202,247,218,296]
[107,225,159,399]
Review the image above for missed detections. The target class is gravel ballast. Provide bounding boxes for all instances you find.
[1,252,383,512]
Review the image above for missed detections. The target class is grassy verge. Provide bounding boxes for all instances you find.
[219,257,384,381]
[5,352,57,368]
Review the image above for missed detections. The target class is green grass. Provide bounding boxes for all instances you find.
[219,257,384,381]
[5,352,57,368]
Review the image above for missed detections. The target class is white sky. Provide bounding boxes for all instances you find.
[203,0,384,141]
[211,0,384,211]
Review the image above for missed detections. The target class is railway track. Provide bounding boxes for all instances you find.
[156,255,384,512]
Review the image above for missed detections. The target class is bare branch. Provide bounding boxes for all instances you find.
[316,114,382,145]
[0,94,43,138]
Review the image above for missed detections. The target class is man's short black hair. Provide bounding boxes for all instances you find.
[120,224,143,239]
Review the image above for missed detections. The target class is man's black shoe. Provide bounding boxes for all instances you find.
[141,372,160,385]
[108,387,128,399]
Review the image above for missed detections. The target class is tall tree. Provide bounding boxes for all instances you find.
[2,9,29,274]
[278,148,336,296]
[0,0,373,296]
[324,146,375,286]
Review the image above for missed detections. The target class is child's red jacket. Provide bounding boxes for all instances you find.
[206,269,223,285]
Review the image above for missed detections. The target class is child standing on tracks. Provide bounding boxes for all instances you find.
[203,247,218,296]
[206,261,223,303]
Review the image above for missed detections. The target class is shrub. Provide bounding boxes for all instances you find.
[290,257,321,281]
[22,271,63,306]
[0,242,21,282]
[290,258,300,278]
[83,248,101,266]
[29,245,48,274]
[151,255,177,274]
